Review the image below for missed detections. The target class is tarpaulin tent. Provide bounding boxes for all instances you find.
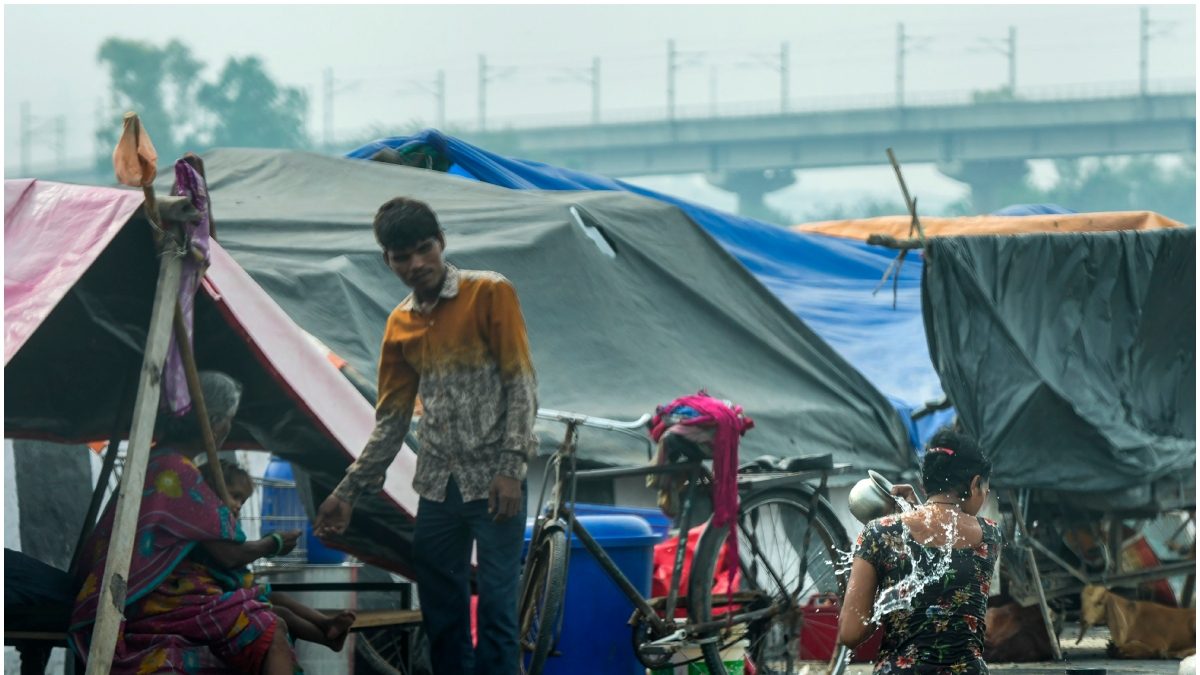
[345,130,952,448]
[794,211,1183,241]
[4,178,418,574]
[922,228,1196,492]
[191,147,914,479]
[345,132,1191,454]
[785,211,1187,447]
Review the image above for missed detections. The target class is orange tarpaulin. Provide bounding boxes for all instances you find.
[792,211,1185,241]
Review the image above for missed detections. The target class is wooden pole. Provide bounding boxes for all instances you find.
[172,305,232,506]
[132,144,230,508]
[885,148,927,247]
[83,238,183,675]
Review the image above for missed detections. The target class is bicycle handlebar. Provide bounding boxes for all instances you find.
[536,408,652,433]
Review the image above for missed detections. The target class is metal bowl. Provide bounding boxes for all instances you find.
[848,470,897,524]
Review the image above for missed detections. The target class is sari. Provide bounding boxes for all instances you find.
[70,449,290,674]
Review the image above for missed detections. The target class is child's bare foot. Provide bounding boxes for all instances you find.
[321,611,357,652]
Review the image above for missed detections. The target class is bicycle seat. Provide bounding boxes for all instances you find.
[780,454,833,472]
[738,455,781,474]
[737,454,833,474]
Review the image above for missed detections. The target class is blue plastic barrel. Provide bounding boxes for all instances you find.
[572,503,671,541]
[261,457,346,565]
[525,514,659,675]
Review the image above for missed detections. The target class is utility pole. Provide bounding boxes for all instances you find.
[1139,6,1176,97]
[667,39,677,121]
[323,67,333,150]
[709,66,718,116]
[20,101,32,177]
[736,42,789,113]
[591,57,601,124]
[975,26,1017,94]
[405,70,447,129]
[667,39,705,120]
[780,41,790,113]
[321,68,361,151]
[478,54,487,131]
[1140,6,1149,96]
[895,23,931,107]
[478,54,516,131]
[1008,26,1016,93]
[436,70,446,129]
[551,57,602,124]
[55,115,66,170]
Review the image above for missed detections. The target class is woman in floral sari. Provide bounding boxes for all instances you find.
[70,372,300,674]
[838,428,1003,674]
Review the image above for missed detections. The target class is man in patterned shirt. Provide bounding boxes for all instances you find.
[315,197,538,675]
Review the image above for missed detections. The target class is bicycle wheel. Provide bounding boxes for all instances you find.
[688,488,849,675]
[518,525,568,675]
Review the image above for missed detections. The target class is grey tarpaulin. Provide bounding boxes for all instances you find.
[921,229,1196,491]
[194,148,914,477]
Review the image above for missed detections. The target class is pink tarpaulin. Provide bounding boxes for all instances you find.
[3,178,419,519]
[203,243,419,515]
[5,179,144,364]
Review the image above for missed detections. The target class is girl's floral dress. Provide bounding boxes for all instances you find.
[855,514,1003,674]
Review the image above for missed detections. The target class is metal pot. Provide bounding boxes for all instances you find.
[848,470,898,525]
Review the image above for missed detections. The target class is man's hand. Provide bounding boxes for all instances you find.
[488,475,522,522]
[890,484,920,507]
[314,494,353,537]
[272,530,303,557]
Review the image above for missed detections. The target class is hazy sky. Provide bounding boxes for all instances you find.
[4,3,1196,214]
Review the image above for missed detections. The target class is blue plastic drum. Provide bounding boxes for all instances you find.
[261,457,347,565]
[525,513,660,675]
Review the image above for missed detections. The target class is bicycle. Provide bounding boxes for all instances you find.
[518,408,851,675]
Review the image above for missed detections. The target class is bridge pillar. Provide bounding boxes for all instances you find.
[936,159,1030,214]
[705,169,797,223]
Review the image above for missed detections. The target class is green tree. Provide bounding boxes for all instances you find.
[196,57,308,149]
[96,38,310,167]
[95,38,204,164]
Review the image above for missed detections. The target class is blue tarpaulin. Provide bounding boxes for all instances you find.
[347,131,955,449]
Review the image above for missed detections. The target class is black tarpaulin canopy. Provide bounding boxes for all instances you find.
[194,148,916,477]
[922,228,1196,492]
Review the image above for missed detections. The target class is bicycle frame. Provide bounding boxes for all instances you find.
[529,411,696,640]
[526,409,838,662]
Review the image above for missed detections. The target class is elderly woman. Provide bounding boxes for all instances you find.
[838,428,1003,674]
[70,372,301,674]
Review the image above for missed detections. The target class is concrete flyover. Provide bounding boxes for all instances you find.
[465,91,1196,178]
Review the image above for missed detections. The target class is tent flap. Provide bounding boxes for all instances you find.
[196,147,916,478]
[921,229,1196,491]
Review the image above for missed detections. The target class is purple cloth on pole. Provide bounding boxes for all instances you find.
[160,160,212,417]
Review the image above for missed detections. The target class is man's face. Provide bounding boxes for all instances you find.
[385,235,446,296]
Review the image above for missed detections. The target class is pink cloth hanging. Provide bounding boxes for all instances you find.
[651,391,754,586]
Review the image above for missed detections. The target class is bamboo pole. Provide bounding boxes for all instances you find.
[172,305,232,506]
[83,239,183,675]
[85,112,228,674]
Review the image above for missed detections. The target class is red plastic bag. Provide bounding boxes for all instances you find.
[796,594,883,662]
[651,523,740,617]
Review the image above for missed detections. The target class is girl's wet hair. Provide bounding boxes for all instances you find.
[921,427,991,498]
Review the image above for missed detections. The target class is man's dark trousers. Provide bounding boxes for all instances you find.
[414,476,527,675]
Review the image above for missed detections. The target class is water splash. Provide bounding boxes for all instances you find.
[834,494,964,629]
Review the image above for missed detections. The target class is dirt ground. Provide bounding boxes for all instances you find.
[838,624,1190,675]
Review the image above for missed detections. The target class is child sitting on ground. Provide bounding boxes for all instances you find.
[199,459,357,652]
